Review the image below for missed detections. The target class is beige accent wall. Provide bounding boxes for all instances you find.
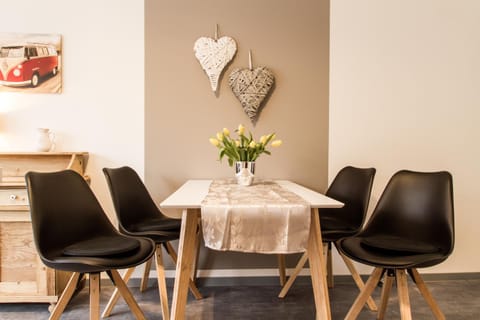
[330,1,480,274]
[145,0,330,269]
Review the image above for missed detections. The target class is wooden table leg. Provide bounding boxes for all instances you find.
[308,208,331,320]
[277,254,287,286]
[278,251,308,298]
[171,208,200,320]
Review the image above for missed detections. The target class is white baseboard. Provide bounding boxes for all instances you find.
[136,267,312,279]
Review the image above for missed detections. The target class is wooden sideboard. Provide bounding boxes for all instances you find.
[0,152,89,305]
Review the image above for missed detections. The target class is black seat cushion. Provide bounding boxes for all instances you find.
[63,235,140,257]
[130,217,181,233]
[360,235,441,255]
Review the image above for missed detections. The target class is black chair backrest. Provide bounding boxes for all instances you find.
[361,170,454,255]
[323,166,376,232]
[25,170,117,261]
[102,166,165,234]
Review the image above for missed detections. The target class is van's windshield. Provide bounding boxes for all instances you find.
[0,46,25,58]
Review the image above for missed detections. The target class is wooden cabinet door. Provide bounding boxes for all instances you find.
[0,211,56,303]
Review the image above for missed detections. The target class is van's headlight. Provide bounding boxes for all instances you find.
[13,68,21,77]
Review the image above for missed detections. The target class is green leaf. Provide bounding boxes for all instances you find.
[239,148,246,161]
[265,133,275,145]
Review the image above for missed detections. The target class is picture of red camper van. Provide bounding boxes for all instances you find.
[0,43,59,87]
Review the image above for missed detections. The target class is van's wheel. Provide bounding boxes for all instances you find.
[31,73,39,87]
[52,67,58,76]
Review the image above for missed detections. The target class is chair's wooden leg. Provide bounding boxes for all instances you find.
[154,244,170,320]
[165,241,203,300]
[345,267,383,320]
[277,254,287,286]
[409,268,446,320]
[396,269,412,320]
[108,269,146,320]
[102,267,136,318]
[49,272,82,320]
[378,269,395,319]
[335,243,378,312]
[322,242,328,262]
[140,258,153,292]
[278,251,308,298]
[89,273,101,320]
[326,242,334,288]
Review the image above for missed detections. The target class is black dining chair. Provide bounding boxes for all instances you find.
[279,166,377,311]
[25,170,155,320]
[338,170,454,319]
[102,166,202,320]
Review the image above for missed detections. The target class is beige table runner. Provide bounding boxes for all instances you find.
[201,179,311,254]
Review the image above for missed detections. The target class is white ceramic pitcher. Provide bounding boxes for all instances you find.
[35,128,55,152]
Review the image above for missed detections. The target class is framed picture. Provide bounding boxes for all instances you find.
[0,33,62,94]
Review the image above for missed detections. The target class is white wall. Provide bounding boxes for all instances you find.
[0,0,145,219]
[330,1,480,273]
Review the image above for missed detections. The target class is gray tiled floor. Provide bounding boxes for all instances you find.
[0,277,479,319]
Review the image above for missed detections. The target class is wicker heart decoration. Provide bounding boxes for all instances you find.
[194,36,237,92]
[229,67,275,123]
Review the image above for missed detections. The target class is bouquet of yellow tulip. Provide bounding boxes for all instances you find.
[209,124,282,166]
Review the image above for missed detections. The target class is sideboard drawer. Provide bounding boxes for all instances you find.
[0,189,29,206]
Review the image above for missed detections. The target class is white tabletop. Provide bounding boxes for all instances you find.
[160,179,343,215]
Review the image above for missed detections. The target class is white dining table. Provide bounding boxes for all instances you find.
[160,179,343,320]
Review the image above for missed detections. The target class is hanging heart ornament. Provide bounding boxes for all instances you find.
[194,36,237,92]
[229,67,275,123]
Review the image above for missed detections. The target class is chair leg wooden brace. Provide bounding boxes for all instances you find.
[90,273,101,320]
[326,242,333,288]
[344,267,383,320]
[377,269,394,319]
[409,268,446,320]
[396,269,412,320]
[336,243,378,312]
[164,241,203,300]
[102,243,202,319]
[154,244,170,320]
[49,272,82,320]
[107,269,146,320]
[140,257,153,292]
[102,267,136,317]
